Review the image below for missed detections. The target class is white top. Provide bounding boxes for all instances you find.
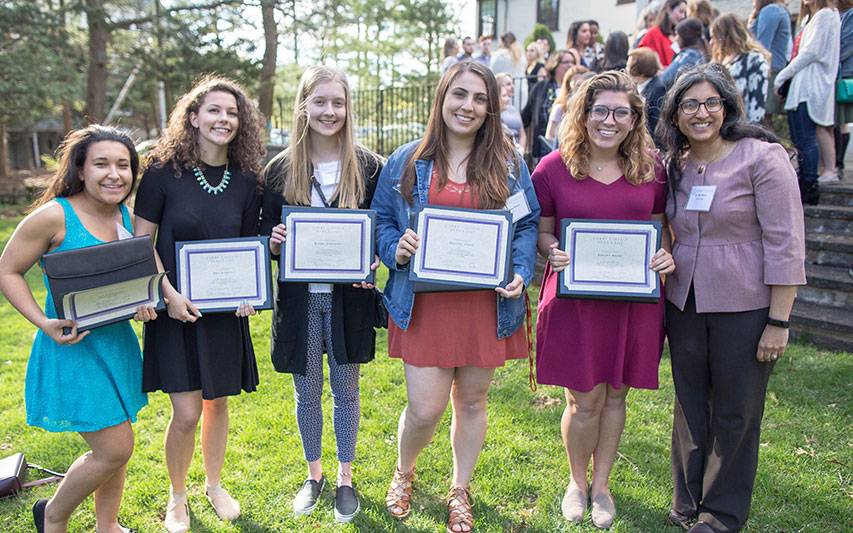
[308,160,340,293]
[775,8,841,126]
[490,49,526,79]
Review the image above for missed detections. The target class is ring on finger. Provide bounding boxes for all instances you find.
[771,353,778,360]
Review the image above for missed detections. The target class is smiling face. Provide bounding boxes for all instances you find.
[306,80,347,140]
[577,23,591,47]
[670,2,687,25]
[585,90,636,155]
[441,71,489,142]
[190,90,239,153]
[589,23,599,45]
[79,140,133,206]
[676,81,725,147]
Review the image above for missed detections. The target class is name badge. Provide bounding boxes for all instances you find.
[505,190,532,223]
[685,185,717,212]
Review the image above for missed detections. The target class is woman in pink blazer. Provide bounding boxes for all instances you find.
[656,63,806,533]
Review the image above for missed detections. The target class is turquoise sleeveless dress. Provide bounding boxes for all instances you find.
[25,198,148,433]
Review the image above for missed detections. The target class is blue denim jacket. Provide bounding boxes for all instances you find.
[370,140,541,339]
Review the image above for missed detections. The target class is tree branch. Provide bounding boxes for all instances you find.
[107,0,244,30]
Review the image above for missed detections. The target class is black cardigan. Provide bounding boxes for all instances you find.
[259,147,383,375]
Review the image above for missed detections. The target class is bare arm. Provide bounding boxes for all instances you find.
[650,213,675,274]
[756,285,798,362]
[134,216,201,322]
[0,205,89,344]
[537,215,569,271]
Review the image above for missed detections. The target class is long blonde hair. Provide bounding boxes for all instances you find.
[710,13,771,64]
[558,71,658,185]
[272,66,368,209]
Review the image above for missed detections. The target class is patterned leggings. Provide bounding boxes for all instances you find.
[292,292,361,463]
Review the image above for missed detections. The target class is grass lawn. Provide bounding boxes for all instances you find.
[0,204,850,532]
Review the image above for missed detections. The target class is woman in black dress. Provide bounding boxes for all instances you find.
[134,75,266,533]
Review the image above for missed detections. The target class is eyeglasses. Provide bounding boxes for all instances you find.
[678,97,725,115]
[587,105,636,124]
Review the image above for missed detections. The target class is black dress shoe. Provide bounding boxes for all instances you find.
[666,508,696,529]
[33,498,48,533]
[687,521,716,533]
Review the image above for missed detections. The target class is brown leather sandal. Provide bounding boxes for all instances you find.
[385,466,415,518]
[445,485,475,533]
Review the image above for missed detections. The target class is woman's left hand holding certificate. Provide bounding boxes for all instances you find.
[269,223,287,256]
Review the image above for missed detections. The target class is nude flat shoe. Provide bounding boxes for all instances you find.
[561,482,587,523]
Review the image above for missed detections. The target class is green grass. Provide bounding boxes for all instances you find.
[0,204,851,532]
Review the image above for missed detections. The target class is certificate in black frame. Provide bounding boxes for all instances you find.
[557,219,662,303]
[175,236,273,313]
[279,206,376,285]
[410,205,513,293]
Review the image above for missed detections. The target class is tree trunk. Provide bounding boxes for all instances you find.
[85,0,108,123]
[0,119,8,179]
[62,102,72,135]
[258,0,278,124]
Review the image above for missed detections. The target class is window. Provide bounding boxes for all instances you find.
[478,0,496,38]
[537,0,559,31]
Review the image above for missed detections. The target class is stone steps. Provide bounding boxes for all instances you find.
[804,204,853,234]
[820,184,853,206]
[790,300,853,353]
[791,181,853,353]
[805,233,853,268]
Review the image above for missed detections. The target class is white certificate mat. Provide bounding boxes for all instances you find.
[557,219,661,303]
[280,207,375,283]
[411,205,512,289]
[62,273,166,331]
[176,237,272,312]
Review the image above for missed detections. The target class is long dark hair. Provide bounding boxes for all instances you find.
[400,60,515,209]
[656,63,784,213]
[675,17,709,59]
[656,0,687,36]
[31,125,139,211]
[146,74,266,180]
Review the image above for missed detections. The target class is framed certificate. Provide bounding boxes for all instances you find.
[175,237,272,312]
[280,207,376,284]
[410,205,513,291]
[61,273,167,331]
[557,219,662,303]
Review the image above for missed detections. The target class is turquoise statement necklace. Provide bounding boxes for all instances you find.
[193,162,230,195]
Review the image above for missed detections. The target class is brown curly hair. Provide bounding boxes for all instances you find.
[146,74,265,181]
[558,71,658,185]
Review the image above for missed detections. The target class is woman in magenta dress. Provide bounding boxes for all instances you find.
[531,71,675,529]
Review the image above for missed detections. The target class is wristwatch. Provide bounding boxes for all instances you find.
[766,317,790,328]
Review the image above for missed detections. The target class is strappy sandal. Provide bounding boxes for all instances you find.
[445,485,475,533]
[385,466,415,518]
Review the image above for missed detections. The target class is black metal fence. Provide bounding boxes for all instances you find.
[274,77,528,157]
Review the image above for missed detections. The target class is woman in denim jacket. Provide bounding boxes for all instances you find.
[371,60,539,533]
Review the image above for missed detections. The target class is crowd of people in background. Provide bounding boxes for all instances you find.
[439,0,852,207]
[1,1,848,533]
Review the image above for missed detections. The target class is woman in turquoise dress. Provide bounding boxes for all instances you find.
[0,125,157,533]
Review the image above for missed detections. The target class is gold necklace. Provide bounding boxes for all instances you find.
[694,142,729,174]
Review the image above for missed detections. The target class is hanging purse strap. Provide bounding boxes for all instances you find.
[23,462,65,488]
[310,174,331,208]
